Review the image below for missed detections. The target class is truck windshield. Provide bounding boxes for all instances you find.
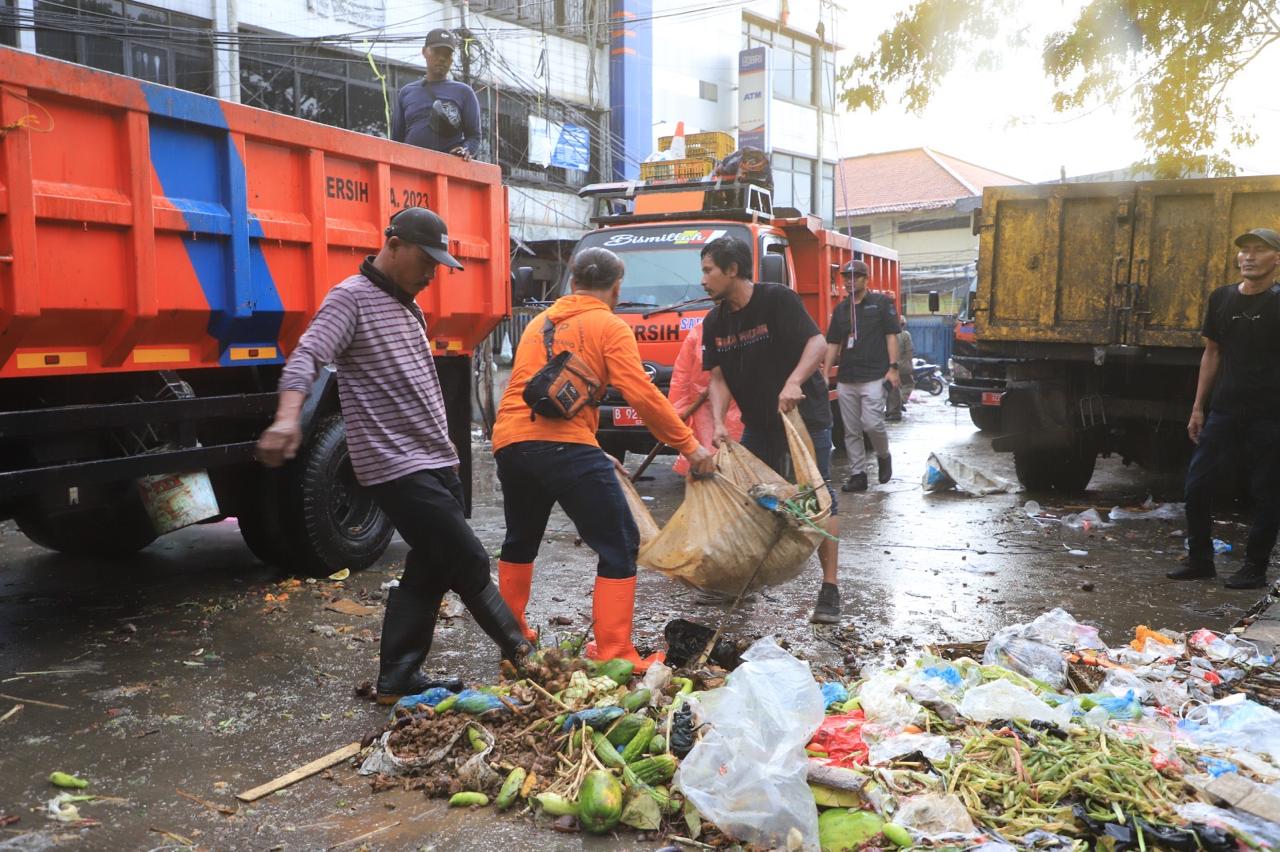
[563,224,751,312]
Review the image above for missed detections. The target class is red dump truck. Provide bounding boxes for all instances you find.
[569,179,900,459]
[0,49,509,573]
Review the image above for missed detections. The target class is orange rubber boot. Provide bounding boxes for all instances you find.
[586,576,664,673]
[497,560,538,643]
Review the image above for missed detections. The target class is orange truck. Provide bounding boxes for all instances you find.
[0,49,508,573]
[571,179,900,459]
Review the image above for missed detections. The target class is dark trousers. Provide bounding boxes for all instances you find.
[366,467,491,600]
[1184,411,1280,570]
[496,441,638,579]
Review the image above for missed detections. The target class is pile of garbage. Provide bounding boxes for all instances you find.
[354,606,1280,850]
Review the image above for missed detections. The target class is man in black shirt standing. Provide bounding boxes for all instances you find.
[1169,228,1280,589]
[825,260,901,492]
[700,237,843,623]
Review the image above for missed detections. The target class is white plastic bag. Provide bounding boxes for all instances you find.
[676,637,825,850]
[958,679,1072,727]
[921,452,1020,495]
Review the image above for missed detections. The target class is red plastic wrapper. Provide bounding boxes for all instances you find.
[807,712,869,767]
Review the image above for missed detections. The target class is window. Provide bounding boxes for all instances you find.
[742,18,820,106]
[699,80,718,102]
[772,152,813,213]
[472,0,593,43]
[240,42,401,139]
[897,215,971,233]
[849,225,872,241]
[31,0,214,94]
[819,161,835,225]
[1,0,18,48]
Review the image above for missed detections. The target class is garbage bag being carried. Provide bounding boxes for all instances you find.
[619,410,831,594]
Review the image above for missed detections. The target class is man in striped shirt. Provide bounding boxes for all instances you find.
[257,207,530,704]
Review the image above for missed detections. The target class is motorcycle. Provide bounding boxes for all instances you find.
[912,358,946,396]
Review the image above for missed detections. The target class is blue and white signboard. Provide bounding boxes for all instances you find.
[738,46,771,152]
[529,118,592,172]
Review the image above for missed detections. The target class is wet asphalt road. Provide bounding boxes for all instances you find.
[0,392,1270,850]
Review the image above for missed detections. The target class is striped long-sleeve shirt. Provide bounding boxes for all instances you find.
[278,266,458,486]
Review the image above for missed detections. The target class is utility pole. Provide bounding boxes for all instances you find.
[815,19,825,222]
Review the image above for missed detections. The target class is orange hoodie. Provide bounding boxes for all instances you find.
[492,294,699,456]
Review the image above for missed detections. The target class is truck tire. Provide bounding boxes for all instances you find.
[282,414,394,577]
[235,470,292,567]
[1013,445,1097,493]
[969,407,1001,432]
[16,497,157,558]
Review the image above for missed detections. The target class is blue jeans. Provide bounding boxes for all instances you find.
[1184,411,1280,570]
[741,425,839,515]
[496,441,639,579]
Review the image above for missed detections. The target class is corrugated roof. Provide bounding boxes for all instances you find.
[835,148,1027,218]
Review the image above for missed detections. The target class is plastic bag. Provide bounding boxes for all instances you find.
[868,732,952,765]
[820,681,849,708]
[983,628,1067,689]
[676,637,825,850]
[1023,608,1106,650]
[1176,802,1280,846]
[958,679,1072,727]
[1179,694,1280,762]
[807,711,868,766]
[921,452,1020,495]
[1061,508,1111,532]
[1108,499,1183,521]
[892,793,978,836]
[857,672,922,729]
[624,410,831,593]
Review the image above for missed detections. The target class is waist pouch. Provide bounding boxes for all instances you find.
[522,317,605,420]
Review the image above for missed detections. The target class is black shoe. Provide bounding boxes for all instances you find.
[375,587,461,704]
[1166,563,1215,581]
[1224,567,1269,589]
[810,583,841,624]
[841,473,868,493]
[878,454,893,484]
[463,581,534,663]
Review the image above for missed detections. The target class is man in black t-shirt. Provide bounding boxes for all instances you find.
[700,237,842,623]
[1168,228,1280,589]
[825,260,901,491]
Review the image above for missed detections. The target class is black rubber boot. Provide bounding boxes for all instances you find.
[1224,565,1269,589]
[878,454,893,484]
[463,581,534,663]
[375,587,463,705]
[1166,562,1215,581]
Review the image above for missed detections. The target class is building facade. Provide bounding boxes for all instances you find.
[835,147,1025,314]
[2,0,609,293]
[638,0,841,223]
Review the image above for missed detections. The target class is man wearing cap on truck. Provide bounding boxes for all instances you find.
[699,236,843,624]
[391,29,481,161]
[492,247,716,672]
[256,207,531,704]
[1169,227,1280,590]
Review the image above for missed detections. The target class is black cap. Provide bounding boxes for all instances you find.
[425,28,458,50]
[386,207,463,269]
[1234,228,1280,252]
[840,260,869,277]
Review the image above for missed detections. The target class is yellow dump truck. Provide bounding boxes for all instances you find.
[973,175,1280,491]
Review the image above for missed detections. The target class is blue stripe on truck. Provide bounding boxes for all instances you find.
[139,82,284,364]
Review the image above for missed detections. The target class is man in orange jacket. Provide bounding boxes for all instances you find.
[492,248,716,670]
